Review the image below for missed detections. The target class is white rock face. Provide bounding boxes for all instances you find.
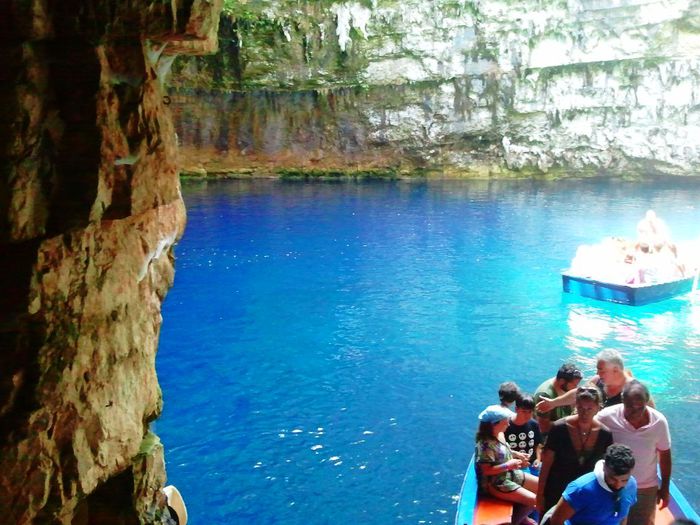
[345,0,700,174]
[174,0,700,176]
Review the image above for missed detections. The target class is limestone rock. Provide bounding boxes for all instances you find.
[171,0,700,177]
[0,0,222,523]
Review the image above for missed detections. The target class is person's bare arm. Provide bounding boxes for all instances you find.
[534,443,543,469]
[658,448,672,509]
[536,449,555,514]
[550,498,575,525]
[511,450,527,458]
[479,458,522,476]
[536,388,576,413]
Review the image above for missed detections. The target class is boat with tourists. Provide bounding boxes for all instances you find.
[455,453,700,525]
[560,211,699,306]
[561,272,696,306]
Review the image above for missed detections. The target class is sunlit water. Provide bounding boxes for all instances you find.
[156,178,700,524]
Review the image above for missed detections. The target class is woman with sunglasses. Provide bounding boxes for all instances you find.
[536,385,613,516]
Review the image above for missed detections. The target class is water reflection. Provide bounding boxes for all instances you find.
[563,297,700,398]
[687,301,700,343]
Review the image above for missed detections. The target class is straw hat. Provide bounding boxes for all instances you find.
[163,485,188,525]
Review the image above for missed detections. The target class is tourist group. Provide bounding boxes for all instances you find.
[474,349,681,525]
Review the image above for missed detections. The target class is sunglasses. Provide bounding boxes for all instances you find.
[561,370,582,380]
[578,386,600,395]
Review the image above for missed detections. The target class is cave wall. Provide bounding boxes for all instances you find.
[0,1,222,523]
[170,0,700,177]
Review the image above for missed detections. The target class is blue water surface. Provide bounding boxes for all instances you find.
[156,178,700,524]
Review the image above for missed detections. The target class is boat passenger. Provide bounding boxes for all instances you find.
[535,350,654,414]
[625,240,685,285]
[599,237,637,284]
[655,242,686,281]
[533,364,583,436]
[570,238,637,284]
[620,251,640,285]
[536,385,613,516]
[476,404,539,525]
[594,349,632,406]
[637,210,671,249]
[632,242,660,284]
[596,380,671,525]
[545,444,637,525]
[499,381,521,411]
[505,394,543,472]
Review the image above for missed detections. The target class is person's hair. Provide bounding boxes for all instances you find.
[556,363,582,382]
[476,421,497,442]
[576,384,602,405]
[498,381,520,404]
[622,379,650,402]
[604,443,635,475]
[596,349,624,370]
[516,394,535,411]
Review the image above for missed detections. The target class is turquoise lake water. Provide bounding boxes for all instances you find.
[156,178,700,524]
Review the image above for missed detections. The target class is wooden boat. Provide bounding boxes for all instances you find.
[455,454,700,525]
[561,272,696,306]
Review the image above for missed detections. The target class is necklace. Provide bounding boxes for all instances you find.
[576,425,594,466]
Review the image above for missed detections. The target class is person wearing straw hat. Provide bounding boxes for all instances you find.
[163,485,188,525]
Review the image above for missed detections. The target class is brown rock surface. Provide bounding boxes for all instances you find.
[0,1,222,523]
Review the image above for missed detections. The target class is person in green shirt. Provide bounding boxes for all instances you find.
[533,363,582,436]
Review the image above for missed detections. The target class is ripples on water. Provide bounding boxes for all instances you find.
[157,178,700,524]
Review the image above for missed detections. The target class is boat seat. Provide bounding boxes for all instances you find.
[473,498,676,525]
[655,505,675,525]
[474,495,514,525]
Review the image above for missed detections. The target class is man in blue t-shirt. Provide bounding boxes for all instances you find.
[548,444,637,525]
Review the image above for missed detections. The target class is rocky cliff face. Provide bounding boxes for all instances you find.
[171,0,700,177]
[0,1,222,523]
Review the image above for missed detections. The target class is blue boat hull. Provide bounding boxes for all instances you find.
[562,273,695,306]
[455,456,478,525]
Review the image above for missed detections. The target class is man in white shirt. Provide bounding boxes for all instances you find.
[595,380,671,525]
